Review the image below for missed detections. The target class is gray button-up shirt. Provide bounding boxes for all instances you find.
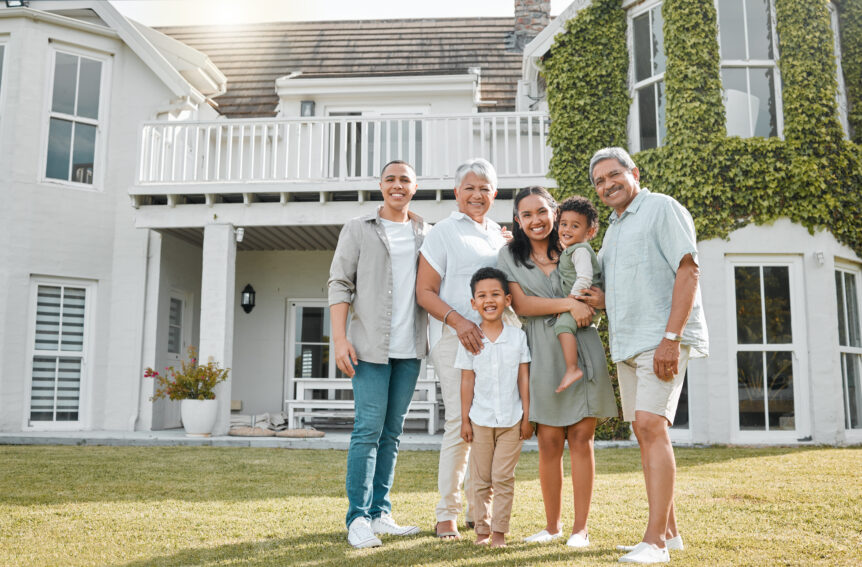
[598,189,709,362]
[328,208,430,364]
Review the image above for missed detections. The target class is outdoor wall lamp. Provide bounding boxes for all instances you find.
[241,284,256,313]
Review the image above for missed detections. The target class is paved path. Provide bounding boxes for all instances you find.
[0,429,637,451]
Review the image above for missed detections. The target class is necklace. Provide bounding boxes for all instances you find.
[531,251,554,266]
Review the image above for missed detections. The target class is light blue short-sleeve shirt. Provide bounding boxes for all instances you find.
[598,189,709,362]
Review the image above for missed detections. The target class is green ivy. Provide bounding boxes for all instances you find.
[543,0,862,439]
[839,0,862,142]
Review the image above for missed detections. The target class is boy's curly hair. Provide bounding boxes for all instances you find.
[558,195,598,230]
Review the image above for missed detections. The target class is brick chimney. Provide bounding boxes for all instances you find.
[508,0,550,51]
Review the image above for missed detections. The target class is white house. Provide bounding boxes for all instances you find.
[1,0,859,446]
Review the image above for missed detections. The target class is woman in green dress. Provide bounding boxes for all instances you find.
[497,186,617,548]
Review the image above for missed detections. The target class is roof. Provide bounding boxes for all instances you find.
[157,18,525,118]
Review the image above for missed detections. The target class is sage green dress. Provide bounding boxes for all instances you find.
[498,247,618,426]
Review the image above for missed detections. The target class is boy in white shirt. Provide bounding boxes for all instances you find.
[456,267,532,548]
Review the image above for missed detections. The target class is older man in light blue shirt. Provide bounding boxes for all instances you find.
[580,147,708,565]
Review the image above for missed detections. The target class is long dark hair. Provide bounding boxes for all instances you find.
[509,186,561,269]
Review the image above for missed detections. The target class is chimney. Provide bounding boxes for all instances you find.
[508,0,550,51]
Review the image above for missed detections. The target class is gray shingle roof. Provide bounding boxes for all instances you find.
[158,18,524,118]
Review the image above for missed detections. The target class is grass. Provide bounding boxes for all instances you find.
[0,445,860,566]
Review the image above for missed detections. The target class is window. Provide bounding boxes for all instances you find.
[29,281,91,425]
[288,301,346,401]
[629,2,666,151]
[732,263,803,432]
[45,49,104,185]
[717,0,782,138]
[835,264,862,430]
[828,2,851,139]
[167,297,183,355]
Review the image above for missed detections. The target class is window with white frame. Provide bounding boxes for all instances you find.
[828,2,851,139]
[289,301,346,401]
[45,49,104,185]
[167,297,183,356]
[29,282,91,424]
[835,264,862,430]
[716,0,782,138]
[630,1,666,151]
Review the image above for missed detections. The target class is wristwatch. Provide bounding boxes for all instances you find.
[663,332,683,342]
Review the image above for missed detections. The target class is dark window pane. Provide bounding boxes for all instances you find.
[671,369,689,429]
[749,67,778,137]
[638,83,657,150]
[746,0,773,60]
[735,266,763,344]
[738,351,765,430]
[722,68,751,137]
[766,351,794,430]
[718,0,746,60]
[843,353,862,429]
[297,307,328,342]
[46,118,72,180]
[72,122,96,185]
[657,80,666,146]
[845,272,860,347]
[77,58,102,119]
[51,52,78,115]
[294,344,329,378]
[763,266,791,343]
[0,45,5,92]
[836,271,847,346]
[633,13,652,82]
[652,6,665,75]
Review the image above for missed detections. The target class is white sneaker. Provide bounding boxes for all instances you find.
[618,542,670,564]
[347,517,382,549]
[371,513,419,536]
[523,529,563,543]
[617,535,683,552]
[566,532,590,548]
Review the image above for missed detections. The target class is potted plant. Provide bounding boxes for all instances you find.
[145,346,230,437]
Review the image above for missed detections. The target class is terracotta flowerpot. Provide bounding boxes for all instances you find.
[181,399,218,437]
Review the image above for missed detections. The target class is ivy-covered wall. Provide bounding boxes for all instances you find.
[543,0,862,439]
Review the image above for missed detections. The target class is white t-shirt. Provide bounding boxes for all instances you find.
[381,218,417,358]
[454,324,531,428]
[419,211,507,349]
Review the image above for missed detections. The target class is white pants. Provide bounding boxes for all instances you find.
[431,326,471,522]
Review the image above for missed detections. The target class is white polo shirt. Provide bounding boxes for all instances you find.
[419,211,507,349]
[454,324,531,428]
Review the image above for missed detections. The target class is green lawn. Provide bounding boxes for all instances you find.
[1,445,860,566]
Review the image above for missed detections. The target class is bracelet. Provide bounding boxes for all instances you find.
[663,331,683,342]
[442,308,456,326]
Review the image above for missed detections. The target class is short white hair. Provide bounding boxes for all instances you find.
[589,147,636,185]
[454,158,498,190]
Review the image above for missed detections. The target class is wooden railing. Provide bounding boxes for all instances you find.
[137,112,550,185]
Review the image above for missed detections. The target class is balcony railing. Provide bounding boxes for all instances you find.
[137,112,550,186]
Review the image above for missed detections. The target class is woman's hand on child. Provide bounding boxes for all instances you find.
[461,420,473,443]
[333,337,358,378]
[520,418,534,440]
[451,313,485,354]
[567,298,595,327]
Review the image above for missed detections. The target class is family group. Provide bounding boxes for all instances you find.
[326,147,708,564]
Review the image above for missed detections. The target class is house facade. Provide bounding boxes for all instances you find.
[1,0,859,446]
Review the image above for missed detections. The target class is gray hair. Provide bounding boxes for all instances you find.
[588,147,637,185]
[454,158,498,190]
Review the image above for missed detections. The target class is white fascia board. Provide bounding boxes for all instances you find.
[276,74,477,98]
[131,20,227,97]
[23,1,205,105]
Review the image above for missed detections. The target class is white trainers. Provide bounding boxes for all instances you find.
[617,535,683,552]
[371,513,419,536]
[347,517,382,549]
[566,532,590,548]
[618,542,670,564]
[523,529,563,543]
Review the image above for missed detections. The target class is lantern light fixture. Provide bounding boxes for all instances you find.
[241,284,256,313]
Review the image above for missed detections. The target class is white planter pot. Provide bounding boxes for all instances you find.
[181,399,218,437]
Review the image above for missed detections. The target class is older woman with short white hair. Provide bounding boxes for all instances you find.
[416,158,510,540]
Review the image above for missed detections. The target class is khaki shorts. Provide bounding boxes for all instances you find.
[617,345,691,425]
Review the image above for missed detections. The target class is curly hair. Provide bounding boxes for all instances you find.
[558,195,599,231]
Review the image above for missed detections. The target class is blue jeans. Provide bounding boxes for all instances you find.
[345,358,421,527]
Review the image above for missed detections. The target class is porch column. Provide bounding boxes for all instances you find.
[199,223,236,435]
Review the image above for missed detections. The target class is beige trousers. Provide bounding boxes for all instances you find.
[432,326,472,523]
[467,422,523,535]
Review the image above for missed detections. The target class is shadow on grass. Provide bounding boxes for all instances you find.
[117,530,618,567]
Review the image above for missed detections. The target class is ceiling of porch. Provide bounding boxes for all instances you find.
[162,225,344,251]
